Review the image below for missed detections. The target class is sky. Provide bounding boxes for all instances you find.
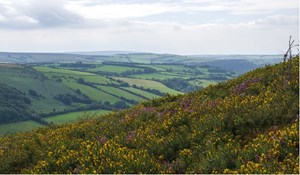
[0,0,298,55]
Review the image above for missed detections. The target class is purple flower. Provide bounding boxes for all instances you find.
[255,155,261,161]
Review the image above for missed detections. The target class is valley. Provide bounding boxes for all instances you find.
[0,53,282,135]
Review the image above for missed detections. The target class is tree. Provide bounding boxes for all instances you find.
[28,89,38,97]
[114,101,129,109]
[77,78,85,84]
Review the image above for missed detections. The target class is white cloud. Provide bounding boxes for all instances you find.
[254,15,299,26]
[65,2,180,19]
[0,16,297,54]
[0,0,298,54]
[230,0,298,14]
[0,0,82,28]
[0,0,298,28]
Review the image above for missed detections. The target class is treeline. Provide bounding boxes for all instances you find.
[54,93,92,105]
[160,78,203,92]
[59,62,97,68]
[40,100,130,119]
[0,83,32,124]
[132,84,165,96]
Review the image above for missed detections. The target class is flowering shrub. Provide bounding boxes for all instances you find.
[0,57,298,174]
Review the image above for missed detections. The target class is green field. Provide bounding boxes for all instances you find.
[114,77,182,94]
[0,67,79,113]
[96,85,146,102]
[0,110,112,136]
[0,120,42,136]
[139,65,167,71]
[151,65,194,72]
[34,66,95,75]
[88,65,144,74]
[76,75,115,84]
[63,81,121,103]
[129,73,180,80]
[121,87,160,99]
[45,110,110,125]
[189,79,218,87]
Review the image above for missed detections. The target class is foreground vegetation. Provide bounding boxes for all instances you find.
[0,56,298,173]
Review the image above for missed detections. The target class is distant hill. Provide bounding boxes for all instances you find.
[200,59,259,73]
[0,52,88,63]
[69,51,140,56]
[0,52,282,70]
[0,56,298,174]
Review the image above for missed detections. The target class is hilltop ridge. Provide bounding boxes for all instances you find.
[0,56,298,174]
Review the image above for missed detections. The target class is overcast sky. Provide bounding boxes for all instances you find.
[0,0,298,55]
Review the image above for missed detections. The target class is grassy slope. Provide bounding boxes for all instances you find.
[0,66,79,113]
[114,77,182,95]
[88,65,144,74]
[121,87,160,99]
[129,73,181,80]
[0,121,42,136]
[44,110,110,125]
[34,67,95,75]
[0,57,298,174]
[96,85,145,102]
[63,81,120,103]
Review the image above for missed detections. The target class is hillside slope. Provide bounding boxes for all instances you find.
[0,57,298,174]
[0,83,32,123]
[0,64,94,124]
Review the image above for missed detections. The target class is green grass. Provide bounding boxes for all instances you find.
[96,85,146,102]
[152,65,194,72]
[45,110,111,125]
[36,66,117,85]
[88,65,144,74]
[139,65,167,71]
[195,67,210,73]
[189,79,218,87]
[74,75,114,85]
[0,120,42,136]
[34,67,95,75]
[0,67,78,113]
[114,77,182,95]
[129,73,180,80]
[63,81,121,103]
[121,87,160,99]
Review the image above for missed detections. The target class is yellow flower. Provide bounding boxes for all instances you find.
[0,149,4,156]
[47,151,53,157]
[179,149,192,156]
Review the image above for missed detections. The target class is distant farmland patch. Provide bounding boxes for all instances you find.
[114,77,182,95]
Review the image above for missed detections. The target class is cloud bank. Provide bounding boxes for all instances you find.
[0,0,298,54]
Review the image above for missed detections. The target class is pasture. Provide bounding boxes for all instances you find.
[45,110,110,125]
[129,73,180,80]
[87,65,144,74]
[96,85,146,102]
[121,87,160,99]
[113,77,182,95]
[63,81,121,103]
[34,67,95,75]
[0,120,42,136]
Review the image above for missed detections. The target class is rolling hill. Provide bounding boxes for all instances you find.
[0,56,298,174]
[0,56,239,134]
[0,52,282,73]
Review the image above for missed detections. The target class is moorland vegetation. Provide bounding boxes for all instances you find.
[0,56,298,173]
